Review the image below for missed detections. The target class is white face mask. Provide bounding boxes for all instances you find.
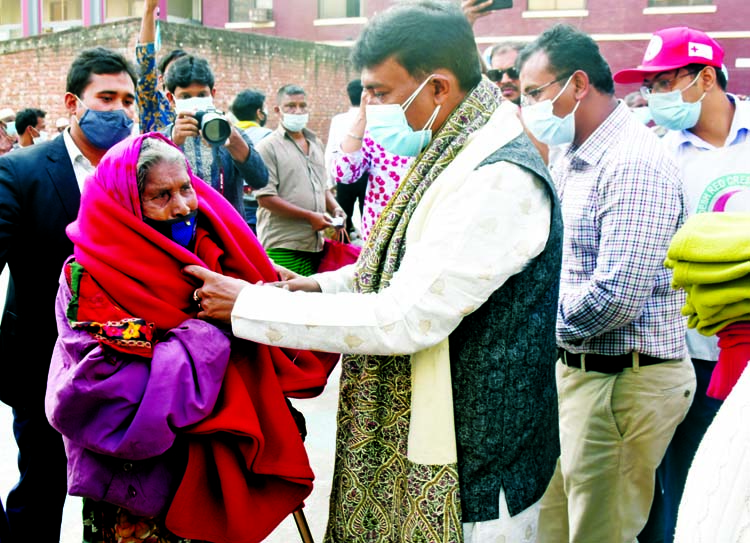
[32,130,49,145]
[282,113,309,132]
[174,96,214,114]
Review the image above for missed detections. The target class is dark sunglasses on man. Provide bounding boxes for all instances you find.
[487,67,519,82]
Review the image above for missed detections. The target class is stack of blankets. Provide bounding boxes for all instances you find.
[665,212,750,400]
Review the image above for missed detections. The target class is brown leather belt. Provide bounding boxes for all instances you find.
[559,349,666,374]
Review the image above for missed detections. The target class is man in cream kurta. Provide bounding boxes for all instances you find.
[188,101,552,539]
[185,3,561,541]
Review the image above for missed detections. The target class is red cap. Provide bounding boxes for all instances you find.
[614,27,724,85]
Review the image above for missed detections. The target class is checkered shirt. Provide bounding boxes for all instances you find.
[552,102,687,359]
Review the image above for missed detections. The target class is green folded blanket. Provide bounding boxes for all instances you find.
[665,259,750,287]
[667,212,750,264]
[687,275,750,309]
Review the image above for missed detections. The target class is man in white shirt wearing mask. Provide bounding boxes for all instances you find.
[254,84,346,276]
[615,26,750,543]
[14,108,48,148]
[163,54,268,217]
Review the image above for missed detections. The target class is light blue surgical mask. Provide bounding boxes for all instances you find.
[631,107,653,125]
[4,121,16,137]
[647,72,705,131]
[366,75,441,157]
[521,75,579,146]
[282,113,308,132]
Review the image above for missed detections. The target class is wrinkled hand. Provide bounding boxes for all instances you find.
[461,0,493,25]
[309,212,334,232]
[171,112,200,146]
[183,265,249,324]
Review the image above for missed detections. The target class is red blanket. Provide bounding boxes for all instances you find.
[709,322,750,400]
[67,133,337,542]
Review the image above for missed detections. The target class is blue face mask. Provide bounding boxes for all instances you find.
[143,210,198,248]
[76,98,134,149]
[366,75,441,157]
[521,75,579,146]
[647,72,705,131]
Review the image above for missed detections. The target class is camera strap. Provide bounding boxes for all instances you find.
[211,145,225,195]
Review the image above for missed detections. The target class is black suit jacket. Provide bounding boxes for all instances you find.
[0,135,80,408]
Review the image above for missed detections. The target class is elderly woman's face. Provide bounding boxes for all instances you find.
[141,160,198,221]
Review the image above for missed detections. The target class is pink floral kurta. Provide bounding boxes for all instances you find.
[330,132,414,240]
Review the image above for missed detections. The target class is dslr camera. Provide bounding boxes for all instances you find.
[193,107,232,146]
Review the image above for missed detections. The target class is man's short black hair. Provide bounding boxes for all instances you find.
[231,89,266,121]
[66,47,137,98]
[351,0,482,92]
[684,63,727,91]
[276,84,306,103]
[15,108,45,135]
[164,55,215,93]
[346,79,363,106]
[518,24,615,95]
[157,49,187,76]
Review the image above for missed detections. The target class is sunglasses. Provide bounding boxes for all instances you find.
[487,67,519,82]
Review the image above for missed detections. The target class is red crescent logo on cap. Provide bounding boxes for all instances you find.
[644,35,663,62]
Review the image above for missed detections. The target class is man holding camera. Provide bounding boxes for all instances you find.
[254,84,346,276]
[163,54,268,217]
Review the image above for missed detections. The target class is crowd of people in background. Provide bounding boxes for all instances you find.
[0,0,748,542]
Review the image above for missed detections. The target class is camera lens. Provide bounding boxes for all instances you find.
[200,112,231,146]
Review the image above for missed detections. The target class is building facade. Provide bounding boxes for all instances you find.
[1,0,748,94]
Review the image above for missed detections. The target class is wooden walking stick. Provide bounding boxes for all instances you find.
[293,508,315,543]
[287,398,315,543]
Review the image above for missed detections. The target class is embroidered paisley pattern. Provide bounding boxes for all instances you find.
[324,79,503,543]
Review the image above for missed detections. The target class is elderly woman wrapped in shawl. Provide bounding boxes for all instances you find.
[45,132,336,543]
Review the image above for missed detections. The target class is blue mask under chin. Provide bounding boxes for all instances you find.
[143,210,198,248]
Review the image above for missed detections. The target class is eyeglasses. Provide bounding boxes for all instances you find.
[640,70,698,99]
[487,67,519,82]
[520,73,573,107]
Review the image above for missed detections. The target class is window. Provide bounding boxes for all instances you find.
[527,0,586,9]
[0,0,21,25]
[648,0,711,5]
[0,0,21,40]
[44,0,82,22]
[106,0,143,19]
[318,0,363,19]
[231,0,273,23]
[168,0,202,22]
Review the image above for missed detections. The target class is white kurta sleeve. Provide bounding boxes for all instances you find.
[232,161,551,355]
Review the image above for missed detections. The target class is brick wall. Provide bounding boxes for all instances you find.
[0,19,357,141]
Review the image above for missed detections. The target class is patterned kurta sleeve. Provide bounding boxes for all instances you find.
[330,135,371,185]
[136,42,174,133]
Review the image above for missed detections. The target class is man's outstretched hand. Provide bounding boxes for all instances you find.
[183,265,249,324]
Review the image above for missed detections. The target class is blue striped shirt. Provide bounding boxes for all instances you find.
[553,102,687,359]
